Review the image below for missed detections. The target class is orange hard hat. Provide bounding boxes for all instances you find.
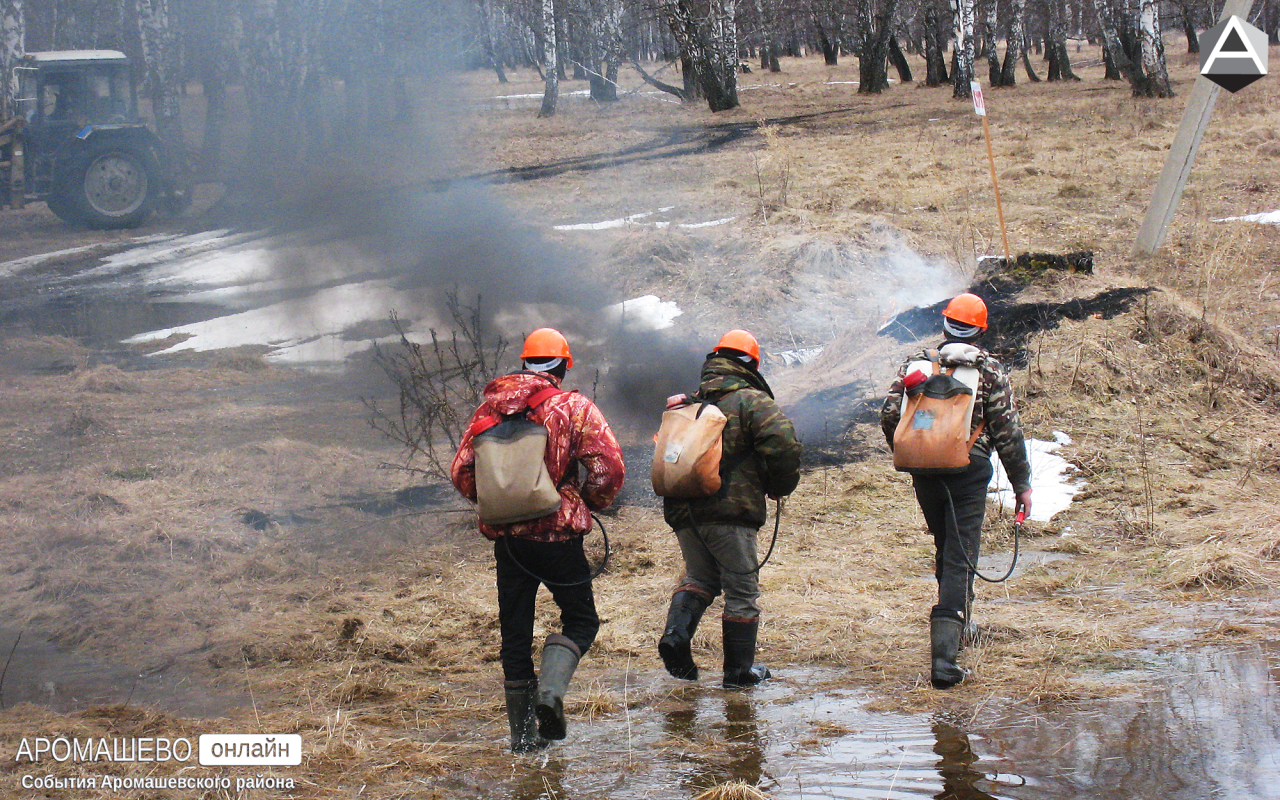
[942,293,988,330]
[521,328,573,369]
[715,329,761,363]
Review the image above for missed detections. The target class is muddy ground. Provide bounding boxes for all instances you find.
[0,47,1279,800]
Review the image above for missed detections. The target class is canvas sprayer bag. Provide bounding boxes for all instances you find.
[892,352,984,475]
[473,387,564,525]
[651,397,728,498]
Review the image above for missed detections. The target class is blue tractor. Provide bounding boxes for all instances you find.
[1,50,189,228]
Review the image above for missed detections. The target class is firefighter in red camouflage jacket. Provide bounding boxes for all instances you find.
[451,328,625,753]
[880,294,1032,690]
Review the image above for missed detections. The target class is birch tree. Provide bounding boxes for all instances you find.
[136,0,184,145]
[856,0,898,93]
[981,0,1000,85]
[922,0,949,85]
[1138,0,1171,96]
[659,0,738,111]
[951,0,975,98]
[812,0,841,65]
[1092,0,1171,97]
[2,0,22,119]
[538,0,557,116]
[1045,0,1080,80]
[999,0,1026,85]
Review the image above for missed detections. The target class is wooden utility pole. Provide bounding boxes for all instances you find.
[1133,0,1253,255]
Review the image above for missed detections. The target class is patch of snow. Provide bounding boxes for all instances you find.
[772,347,824,367]
[0,234,174,278]
[491,89,591,101]
[76,231,244,280]
[989,431,1084,523]
[555,207,732,232]
[554,211,656,231]
[1215,210,1280,226]
[679,216,737,229]
[125,280,412,356]
[603,295,683,331]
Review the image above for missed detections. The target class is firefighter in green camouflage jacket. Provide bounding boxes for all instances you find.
[658,330,802,688]
[880,293,1032,689]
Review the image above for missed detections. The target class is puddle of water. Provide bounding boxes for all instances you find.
[0,628,242,718]
[465,644,1280,800]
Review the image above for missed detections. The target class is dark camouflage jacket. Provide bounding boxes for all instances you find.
[880,342,1032,492]
[663,356,802,530]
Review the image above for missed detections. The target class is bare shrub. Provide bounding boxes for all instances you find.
[364,291,507,481]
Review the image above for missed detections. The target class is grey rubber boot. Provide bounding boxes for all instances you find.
[503,680,548,753]
[658,590,709,680]
[535,635,581,741]
[722,618,771,689]
[930,615,969,689]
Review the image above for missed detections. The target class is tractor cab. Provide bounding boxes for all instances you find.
[17,50,139,130]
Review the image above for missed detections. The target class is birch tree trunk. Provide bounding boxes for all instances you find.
[136,0,184,146]
[478,0,508,82]
[760,0,781,70]
[1,0,22,120]
[923,0,949,85]
[1093,0,1144,88]
[1046,0,1080,80]
[538,0,558,117]
[999,0,1024,85]
[857,0,898,93]
[888,35,913,80]
[659,0,739,111]
[717,0,738,107]
[983,0,1000,85]
[1138,0,1172,96]
[951,0,975,98]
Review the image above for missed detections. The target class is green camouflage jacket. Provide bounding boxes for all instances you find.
[880,342,1032,492]
[664,356,803,530]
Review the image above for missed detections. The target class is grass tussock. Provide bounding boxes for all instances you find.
[1165,541,1266,591]
[693,782,773,800]
[74,364,142,394]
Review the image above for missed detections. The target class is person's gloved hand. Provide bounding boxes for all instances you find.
[1014,488,1033,521]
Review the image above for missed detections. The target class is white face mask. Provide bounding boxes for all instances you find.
[523,357,564,372]
[942,318,982,339]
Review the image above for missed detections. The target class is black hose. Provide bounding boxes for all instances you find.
[941,480,1020,583]
[501,513,610,587]
[684,498,783,576]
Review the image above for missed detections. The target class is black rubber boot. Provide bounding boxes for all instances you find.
[535,635,581,741]
[658,590,709,680]
[504,680,548,753]
[722,618,771,689]
[930,615,969,689]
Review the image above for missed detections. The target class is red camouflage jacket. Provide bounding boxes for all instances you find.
[450,371,625,542]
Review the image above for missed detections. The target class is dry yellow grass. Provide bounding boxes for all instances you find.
[0,47,1278,799]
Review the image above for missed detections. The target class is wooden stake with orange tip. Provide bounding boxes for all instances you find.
[970,81,1010,263]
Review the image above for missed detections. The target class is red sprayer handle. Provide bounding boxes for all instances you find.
[1015,510,1026,524]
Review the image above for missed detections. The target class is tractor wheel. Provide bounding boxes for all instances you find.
[59,140,157,229]
[45,191,80,224]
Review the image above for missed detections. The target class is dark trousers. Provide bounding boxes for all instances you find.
[493,537,600,682]
[911,455,993,621]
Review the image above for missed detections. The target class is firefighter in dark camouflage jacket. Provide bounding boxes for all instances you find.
[880,293,1032,690]
[658,330,802,689]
